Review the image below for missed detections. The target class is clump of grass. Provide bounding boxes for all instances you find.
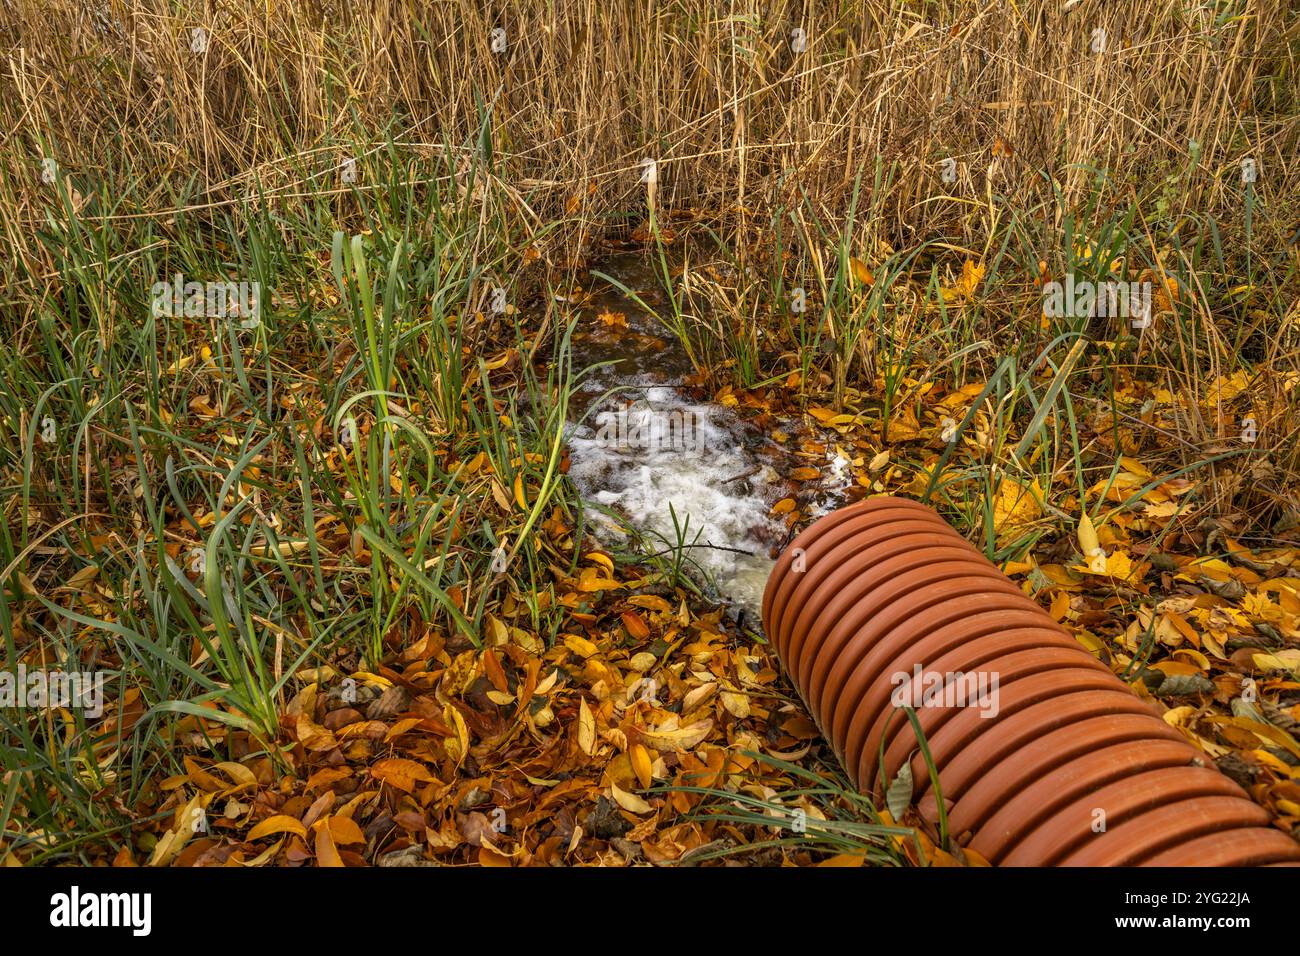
[0,112,583,861]
[665,750,918,866]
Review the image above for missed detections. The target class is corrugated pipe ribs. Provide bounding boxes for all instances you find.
[761,496,1300,866]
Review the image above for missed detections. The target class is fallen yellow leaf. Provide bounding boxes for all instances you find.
[248,814,308,841]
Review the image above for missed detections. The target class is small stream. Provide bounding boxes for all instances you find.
[563,254,854,622]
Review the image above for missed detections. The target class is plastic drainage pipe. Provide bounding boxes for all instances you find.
[762,496,1300,866]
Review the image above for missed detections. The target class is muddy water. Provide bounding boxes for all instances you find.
[563,254,851,623]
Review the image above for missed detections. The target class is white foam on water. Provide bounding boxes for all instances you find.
[567,388,780,617]
[809,448,855,518]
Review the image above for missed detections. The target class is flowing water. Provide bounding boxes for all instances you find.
[563,254,853,624]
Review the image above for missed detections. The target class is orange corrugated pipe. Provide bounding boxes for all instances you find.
[762,496,1300,866]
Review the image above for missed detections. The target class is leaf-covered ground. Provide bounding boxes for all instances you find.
[100,293,1300,869]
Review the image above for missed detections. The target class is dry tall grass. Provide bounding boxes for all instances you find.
[2,0,1295,268]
